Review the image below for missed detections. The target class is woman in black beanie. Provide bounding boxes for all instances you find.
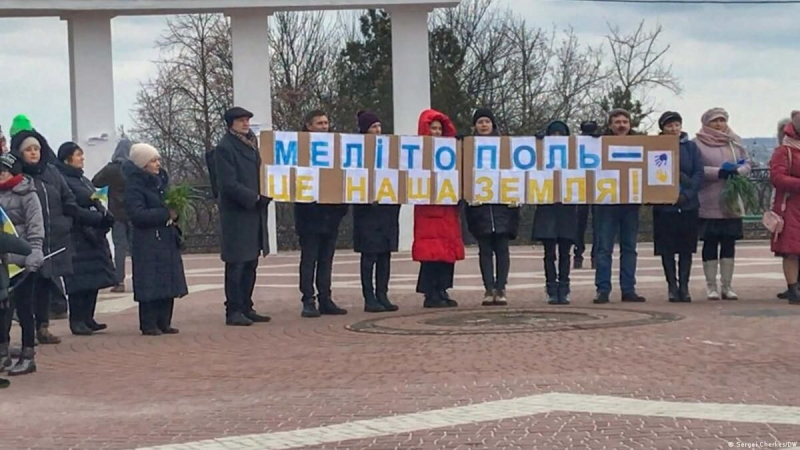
[465,108,520,306]
[653,111,703,302]
[352,112,400,312]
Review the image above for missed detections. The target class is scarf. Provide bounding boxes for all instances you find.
[0,174,23,191]
[695,107,745,151]
[231,130,258,150]
[783,123,800,151]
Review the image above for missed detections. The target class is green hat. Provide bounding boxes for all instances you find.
[9,115,32,138]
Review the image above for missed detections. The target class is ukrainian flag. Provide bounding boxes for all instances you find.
[91,186,109,208]
[0,206,23,279]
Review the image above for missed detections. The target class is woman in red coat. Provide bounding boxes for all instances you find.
[770,112,800,305]
[413,109,465,308]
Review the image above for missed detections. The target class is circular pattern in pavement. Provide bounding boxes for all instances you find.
[346,307,683,336]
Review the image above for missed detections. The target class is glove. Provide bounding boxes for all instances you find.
[24,249,44,273]
[256,195,272,208]
[101,210,116,228]
[718,169,737,179]
[721,161,738,172]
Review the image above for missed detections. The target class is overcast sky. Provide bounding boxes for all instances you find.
[0,0,795,149]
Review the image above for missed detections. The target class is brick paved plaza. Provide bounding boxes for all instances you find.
[2,242,800,450]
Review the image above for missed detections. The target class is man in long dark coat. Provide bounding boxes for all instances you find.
[212,107,272,326]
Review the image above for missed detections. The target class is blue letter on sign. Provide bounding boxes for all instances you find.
[376,138,386,169]
[435,145,456,171]
[343,143,364,168]
[311,140,329,167]
[546,144,567,170]
[579,144,600,169]
[512,144,536,170]
[477,145,499,170]
[402,143,421,169]
[275,140,298,166]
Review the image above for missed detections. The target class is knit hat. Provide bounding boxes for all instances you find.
[19,136,41,152]
[57,142,81,162]
[658,111,683,130]
[701,107,729,126]
[9,115,33,138]
[546,120,570,136]
[357,111,380,134]
[0,153,21,175]
[607,108,631,124]
[129,143,160,169]
[472,108,496,127]
[224,107,254,128]
[579,120,598,136]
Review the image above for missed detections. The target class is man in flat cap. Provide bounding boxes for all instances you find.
[211,106,272,326]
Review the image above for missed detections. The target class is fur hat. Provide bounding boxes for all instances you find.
[129,143,160,169]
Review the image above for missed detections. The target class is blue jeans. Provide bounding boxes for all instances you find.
[594,205,640,295]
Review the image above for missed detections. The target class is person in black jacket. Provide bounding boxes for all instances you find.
[212,107,272,326]
[532,121,579,305]
[653,112,703,302]
[10,130,97,344]
[465,108,520,306]
[57,142,117,334]
[296,110,349,318]
[352,112,400,313]
[92,138,133,293]
[123,144,188,335]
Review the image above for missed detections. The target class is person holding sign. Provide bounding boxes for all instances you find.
[652,112,703,303]
[352,112,400,313]
[0,152,43,376]
[694,108,751,301]
[212,107,272,327]
[466,108,519,306]
[413,109,464,308]
[296,110,349,318]
[56,142,117,334]
[593,109,646,304]
[532,121,579,305]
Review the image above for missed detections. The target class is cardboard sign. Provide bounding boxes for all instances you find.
[262,131,679,204]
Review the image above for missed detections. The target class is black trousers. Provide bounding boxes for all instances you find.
[68,290,99,326]
[476,234,510,292]
[299,233,337,301]
[138,299,175,332]
[702,236,736,262]
[3,274,38,348]
[575,206,589,261]
[224,260,258,316]
[360,252,391,299]
[543,238,572,295]
[416,262,455,295]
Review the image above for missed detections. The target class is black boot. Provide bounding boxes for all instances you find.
[788,283,800,305]
[364,291,386,313]
[678,253,693,302]
[0,343,11,373]
[243,310,271,323]
[0,378,8,388]
[439,290,458,307]
[318,297,348,315]
[301,297,321,318]
[376,293,399,312]
[662,255,679,302]
[226,311,254,326]
[544,245,558,305]
[70,322,94,336]
[85,292,107,331]
[7,347,36,376]
[423,292,448,308]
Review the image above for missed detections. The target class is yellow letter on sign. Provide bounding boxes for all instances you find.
[526,171,554,204]
[594,170,620,205]
[345,168,369,204]
[473,170,499,203]
[406,169,432,205]
[374,169,399,204]
[435,171,459,205]
[294,167,319,203]
[266,165,292,202]
[499,170,525,205]
[560,169,587,204]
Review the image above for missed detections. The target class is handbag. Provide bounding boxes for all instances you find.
[763,146,792,240]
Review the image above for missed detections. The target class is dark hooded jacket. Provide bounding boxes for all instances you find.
[57,160,117,294]
[465,115,521,239]
[653,132,702,213]
[10,130,99,279]
[91,138,132,222]
[122,161,188,302]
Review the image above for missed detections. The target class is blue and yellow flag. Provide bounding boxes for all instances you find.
[91,186,109,208]
[0,206,23,278]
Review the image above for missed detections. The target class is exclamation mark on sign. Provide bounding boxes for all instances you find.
[629,168,642,203]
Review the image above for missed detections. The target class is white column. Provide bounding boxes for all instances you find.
[390,6,431,251]
[229,10,278,255]
[66,12,117,178]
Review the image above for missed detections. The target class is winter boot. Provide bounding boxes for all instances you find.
[301,297,321,318]
[662,255,679,302]
[439,290,458,307]
[557,285,571,305]
[36,325,61,345]
[703,260,720,300]
[7,347,36,376]
[423,292,448,308]
[0,343,11,373]
[678,253,693,302]
[70,322,94,336]
[788,283,800,305]
[318,297,348,315]
[363,291,386,313]
[376,293,399,312]
[719,258,738,300]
